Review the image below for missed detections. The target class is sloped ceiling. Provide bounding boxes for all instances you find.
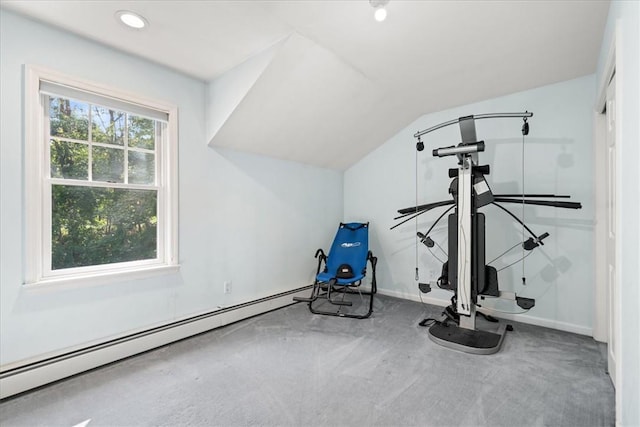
[208,32,385,170]
[1,1,610,170]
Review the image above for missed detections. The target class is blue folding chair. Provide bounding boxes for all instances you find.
[294,222,377,318]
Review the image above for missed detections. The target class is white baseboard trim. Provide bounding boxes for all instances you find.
[0,286,311,400]
[1,285,592,399]
[377,288,593,336]
[377,287,448,307]
[482,311,593,337]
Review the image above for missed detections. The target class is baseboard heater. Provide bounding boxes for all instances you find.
[0,286,312,400]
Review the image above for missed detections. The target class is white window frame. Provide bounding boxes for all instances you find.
[24,65,179,287]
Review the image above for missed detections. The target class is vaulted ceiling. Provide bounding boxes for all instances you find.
[2,1,610,170]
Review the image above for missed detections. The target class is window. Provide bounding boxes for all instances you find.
[25,66,179,285]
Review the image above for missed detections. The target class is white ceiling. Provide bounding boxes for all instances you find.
[2,0,610,170]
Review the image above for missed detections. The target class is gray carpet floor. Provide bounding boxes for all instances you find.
[0,295,614,427]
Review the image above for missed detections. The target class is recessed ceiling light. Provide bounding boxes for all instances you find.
[369,0,389,22]
[116,10,148,29]
[374,7,387,22]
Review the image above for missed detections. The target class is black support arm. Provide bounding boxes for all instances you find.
[493,198,582,209]
[397,199,455,216]
[391,200,455,230]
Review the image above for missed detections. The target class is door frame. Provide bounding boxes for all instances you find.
[593,21,621,420]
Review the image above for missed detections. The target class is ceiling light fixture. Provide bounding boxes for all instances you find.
[116,10,148,29]
[369,0,389,22]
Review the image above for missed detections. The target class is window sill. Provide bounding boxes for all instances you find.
[23,264,181,291]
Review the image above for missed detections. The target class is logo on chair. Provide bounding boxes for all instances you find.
[341,242,361,248]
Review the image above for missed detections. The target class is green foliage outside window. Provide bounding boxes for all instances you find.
[48,96,159,270]
[51,186,157,269]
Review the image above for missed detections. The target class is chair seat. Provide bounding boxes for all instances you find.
[317,271,365,285]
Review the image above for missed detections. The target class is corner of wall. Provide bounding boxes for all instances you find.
[206,35,289,146]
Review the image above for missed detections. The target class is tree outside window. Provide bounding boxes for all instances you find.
[48,96,160,270]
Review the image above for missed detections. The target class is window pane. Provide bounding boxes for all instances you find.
[128,151,155,184]
[51,185,158,270]
[92,106,125,145]
[50,139,88,180]
[92,146,124,183]
[49,97,89,141]
[128,116,155,150]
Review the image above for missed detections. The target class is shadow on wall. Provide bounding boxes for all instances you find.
[481,137,577,168]
[393,133,590,299]
[539,255,572,283]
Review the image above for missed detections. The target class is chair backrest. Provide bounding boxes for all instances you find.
[326,223,369,277]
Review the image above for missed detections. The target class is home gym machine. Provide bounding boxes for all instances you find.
[392,112,581,354]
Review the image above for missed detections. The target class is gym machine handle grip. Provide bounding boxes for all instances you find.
[417,232,434,247]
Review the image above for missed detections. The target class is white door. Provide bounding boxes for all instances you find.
[605,74,617,386]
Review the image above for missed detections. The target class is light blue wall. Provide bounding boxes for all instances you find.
[596,2,640,425]
[0,10,343,365]
[345,75,596,335]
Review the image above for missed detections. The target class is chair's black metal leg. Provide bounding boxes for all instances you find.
[293,280,320,303]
